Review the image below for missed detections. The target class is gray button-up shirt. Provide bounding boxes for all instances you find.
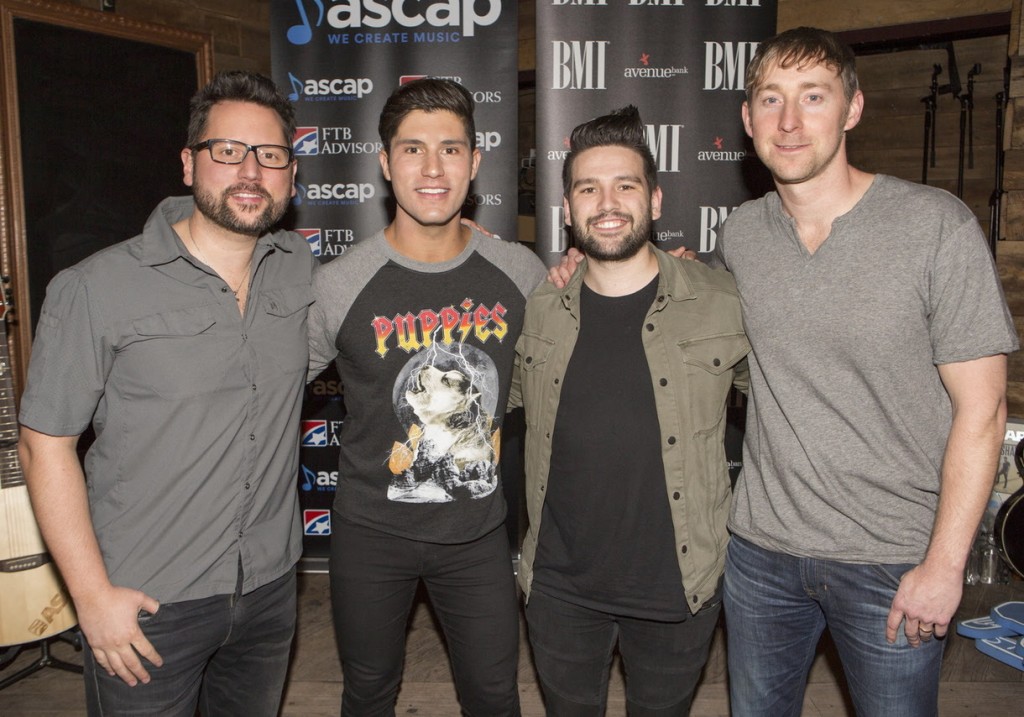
[19,196,315,603]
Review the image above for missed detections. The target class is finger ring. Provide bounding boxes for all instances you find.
[920,627,933,634]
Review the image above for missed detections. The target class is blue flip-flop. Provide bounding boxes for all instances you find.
[991,602,1024,635]
[976,636,1024,670]
[957,615,1018,639]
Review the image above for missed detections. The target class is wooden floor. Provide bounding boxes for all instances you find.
[2,575,1021,716]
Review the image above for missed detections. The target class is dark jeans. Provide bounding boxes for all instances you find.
[724,536,944,717]
[525,588,720,717]
[84,566,296,717]
[329,515,521,717]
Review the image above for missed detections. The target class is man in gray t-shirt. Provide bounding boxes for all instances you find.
[18,72,314,716]
[714,28,1018,717]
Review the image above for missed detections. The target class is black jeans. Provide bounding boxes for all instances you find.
[525,588,720,716]
[329,515,521,716]
[84,566,296,717]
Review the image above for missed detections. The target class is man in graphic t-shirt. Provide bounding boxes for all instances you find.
[306,78,545,716]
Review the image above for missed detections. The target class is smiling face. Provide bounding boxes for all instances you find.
[564,145,662,262]
[742,59,863,187]
[181,100,296,237]
[379,109,481,231]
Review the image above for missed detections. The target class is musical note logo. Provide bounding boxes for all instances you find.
[287,72,304,102]
[301,465,317,492]
[287,0,325,46]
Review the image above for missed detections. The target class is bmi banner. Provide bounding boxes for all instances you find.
[535,0,777,266]
[270,0,519,559]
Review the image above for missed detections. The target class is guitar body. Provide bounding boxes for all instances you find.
[0,297,77,646]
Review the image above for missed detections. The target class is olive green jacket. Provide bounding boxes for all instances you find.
[509,247,750,614]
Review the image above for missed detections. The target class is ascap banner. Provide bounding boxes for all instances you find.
[534,0,777,265]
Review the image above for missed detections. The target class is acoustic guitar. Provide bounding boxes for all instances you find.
[0,292,77,646]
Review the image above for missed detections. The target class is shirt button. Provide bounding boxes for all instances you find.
[244,482,251,490]
[659,378,668,386]
[241,334,247,341]
[252,384,257,391]
[249,434,256,441]
[667,436,676,445]
[221,287,229,293]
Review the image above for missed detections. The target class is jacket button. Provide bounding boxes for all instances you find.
[692,595,699,604]
[681,545,688,554]
[525,356,533,364]
[713,358,721,367]
[657,295,665,302]
[673,491,680,500]
[646,323,655,331]
[554,378,560,384]
[667,436,676,445]
[659,378,668,386]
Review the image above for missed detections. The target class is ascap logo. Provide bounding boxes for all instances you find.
[552,41,609,90]
[287,72,374,101]
[704,41,758,90]
[294,181,376,206]
[475,131,502,151]
[310,378,344,397]
[326,0,502,38]
[301,464,339,492]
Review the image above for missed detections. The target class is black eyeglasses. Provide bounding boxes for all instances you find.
[191,139,294,169]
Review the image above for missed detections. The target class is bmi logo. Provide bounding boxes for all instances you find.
[303,509,331,536]
[294,127,319,156]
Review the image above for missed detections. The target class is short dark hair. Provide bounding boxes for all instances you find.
[562,105,657,198]
[378,78,476,153]
[186,71,296,148]
[746,27,858,104]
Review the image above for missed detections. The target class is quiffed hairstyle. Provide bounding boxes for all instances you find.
[186,71,296,149]
[378,78,476,153]
[562,105,657,198]
[745,26,859,104]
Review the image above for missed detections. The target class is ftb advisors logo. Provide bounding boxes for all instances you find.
[303,509,332,536]
[301,419,344,446]
[296,227,357,257]
[285,0,502,46]
[294,126,382,157]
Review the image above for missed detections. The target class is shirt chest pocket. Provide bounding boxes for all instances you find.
[124,307,228,399]
[258,284,314,375]
[517,332,557,428]
[676,332,750,430]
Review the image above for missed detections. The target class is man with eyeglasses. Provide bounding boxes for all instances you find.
[18,71,314,716]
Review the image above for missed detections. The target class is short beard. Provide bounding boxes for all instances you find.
[571,212,652,262]
[192,181,287,237]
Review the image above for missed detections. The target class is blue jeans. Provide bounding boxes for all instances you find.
[329,516,520,717]
[724,536,943,717]
[83,566,296,717]
[525,588,720,716]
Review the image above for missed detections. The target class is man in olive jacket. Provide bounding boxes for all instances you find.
[508,106,749,717]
